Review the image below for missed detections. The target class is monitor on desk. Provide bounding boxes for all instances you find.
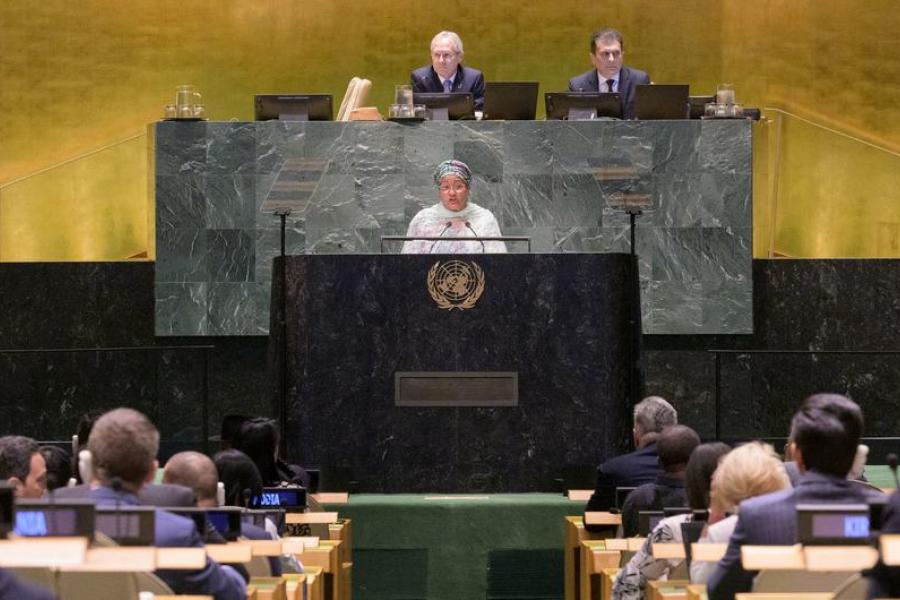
[483,82,539,120]
[255,94,333,121]
[250,486,308,511]
[14,500,95,538]
[95,506,156,546]
[413,92,475,121]
[544,92,622,120]
[634,84,690,120]
[797,504,871,545]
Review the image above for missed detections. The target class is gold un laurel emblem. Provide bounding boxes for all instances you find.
[427,260,485,310]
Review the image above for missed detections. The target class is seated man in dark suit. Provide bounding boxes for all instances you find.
[410,31,485,111]
[708,394,885,600]
[87,408,245,600]
[621,424,700,537]
[568,28,650,120]
[0,436,47,499]
[584,396,677,521]
[163,451,289,576]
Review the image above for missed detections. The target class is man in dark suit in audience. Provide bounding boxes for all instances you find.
[410,31,485,111]
[708,393,884,600]
[87,408,245,600]
[868,490,900,597]
[568,28,650,120]
[620,424,700,537]
[0,436,47,499]
[584,396,677,521]
[163,451,286,576]
[54,480,195,506]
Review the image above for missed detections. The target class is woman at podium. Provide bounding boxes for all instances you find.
[401,159,507,254]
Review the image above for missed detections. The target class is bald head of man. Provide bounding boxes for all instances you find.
[163,451,218,507]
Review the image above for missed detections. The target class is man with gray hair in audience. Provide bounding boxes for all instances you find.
[0,435,47,499]
[584,396,677,523]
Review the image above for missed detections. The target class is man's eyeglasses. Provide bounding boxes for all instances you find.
[432,52,459,61]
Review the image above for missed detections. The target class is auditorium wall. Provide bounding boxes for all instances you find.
[2,1,899,261]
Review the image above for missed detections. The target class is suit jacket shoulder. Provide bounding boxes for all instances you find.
[0,568,57,600]
[568,69,598,92]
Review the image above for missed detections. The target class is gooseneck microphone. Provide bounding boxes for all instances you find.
[887,453,899,488]
[464,221,485,253]
[429,222,453,253]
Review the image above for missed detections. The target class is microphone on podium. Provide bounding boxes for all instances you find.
[429,222,453,253]
[464,221,485,253]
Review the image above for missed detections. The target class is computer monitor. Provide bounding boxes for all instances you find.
[95,506,156,546]
[483,82,539,120]
[14,500,95,538]
[614,486,636,511]
[255,94,333,121]
[544,92,622,120]
[206,508,243,541]
[412,92,475,121]
[634,84,690,120]
[250,486,308,510]
[638,510,665,536]
[797,504,871,545]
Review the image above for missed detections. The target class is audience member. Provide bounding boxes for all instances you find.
[39,445,72,491]
[585,396,677,520]
[613,442,730,600]
[232,418,309,488]
[87,408,245,600]
[163,451,288,577]
[708,394,885,600]
[690,441,791,583]
[621,424,700,537]
[214,449,264,508]
[0,435,47,498]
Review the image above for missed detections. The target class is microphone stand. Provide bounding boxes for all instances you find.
[464,222,485,253]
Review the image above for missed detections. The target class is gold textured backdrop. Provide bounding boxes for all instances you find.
[1,0,898,260]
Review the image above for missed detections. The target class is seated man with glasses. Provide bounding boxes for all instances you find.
[410,31,485,111]
[568,28,650,119]
[402,159,505,254]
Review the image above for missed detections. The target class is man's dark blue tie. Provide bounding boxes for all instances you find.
[606,79,615,93]
[443,79,453,93]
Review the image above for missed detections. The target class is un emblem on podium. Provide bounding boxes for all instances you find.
[427,260,485,310]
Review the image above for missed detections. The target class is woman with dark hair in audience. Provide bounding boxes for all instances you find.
[612,442,732,600]
[38,445,72,491]
[231,418,309,488]
[214,448,264,508]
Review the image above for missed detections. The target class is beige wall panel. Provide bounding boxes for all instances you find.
[1,0,898,259]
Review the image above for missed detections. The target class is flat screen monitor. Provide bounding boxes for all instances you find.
[255,94,333,121]
[483,82,539,120]
[797,504,871,545]
[638,510,664,536]
[250,486,308,510]
[13,501,95,538]
[544,92,622,120]
[869,497,888,532]
[206,508,243,541]
[634,84,690,120]
[412,92,475,121]
[614,486,636,511]
[95,506,156,546]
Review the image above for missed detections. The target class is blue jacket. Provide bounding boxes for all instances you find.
[89,486,245,600]
[585,442,661,517]
[708,471,884,600]
[0,568,57,600]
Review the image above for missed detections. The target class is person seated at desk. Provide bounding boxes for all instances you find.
[620,424,700,537]
[568,28,650,120]
[402,159,506,254]
[87,408,246,600]
[411,31,485,111]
